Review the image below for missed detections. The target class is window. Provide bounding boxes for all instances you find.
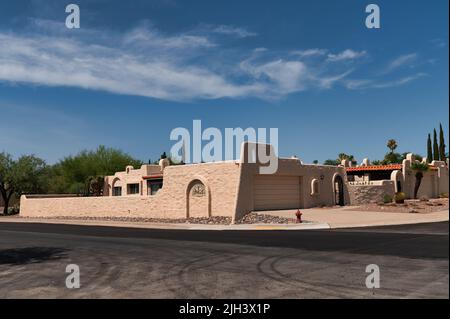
[127,183,140,195]
[147,179,163,195]
[311,179,320,195]
[112,186,122,196]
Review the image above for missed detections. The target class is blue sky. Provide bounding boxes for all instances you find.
[0,0,448,164]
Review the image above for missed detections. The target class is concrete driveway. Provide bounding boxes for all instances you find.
[262,207,449,228]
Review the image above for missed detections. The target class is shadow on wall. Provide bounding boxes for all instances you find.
[0,247,69,265]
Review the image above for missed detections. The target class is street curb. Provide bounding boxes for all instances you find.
[0,217,331,231]
[328,216,449,229]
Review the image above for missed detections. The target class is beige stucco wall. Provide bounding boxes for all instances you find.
[348,180,395,205]
[400,158,448,199]
[21,161,241,219]
[233,144,349,221]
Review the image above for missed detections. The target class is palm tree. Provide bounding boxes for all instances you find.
[387,139,398,154]
[410,162,429,199]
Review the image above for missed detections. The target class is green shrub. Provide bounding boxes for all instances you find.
[383,194,393,204]
[439,193,449,198]
[6,206,20,216]
[394,192,406,204]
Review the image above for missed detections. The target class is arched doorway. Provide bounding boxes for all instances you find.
[186,179,210,218]
[333,175,345,206]
[111,178,122,196]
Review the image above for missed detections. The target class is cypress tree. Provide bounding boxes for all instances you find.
[439,123,446,161]
[433,129,439,161]
[427,134,433,163]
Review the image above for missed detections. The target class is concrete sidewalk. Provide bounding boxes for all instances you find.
[0,216,330,231]
[262,207,449,229]
[1,206,447,231]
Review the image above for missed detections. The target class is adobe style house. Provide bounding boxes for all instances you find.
[20,143,350,222]
[20,143,448,222]
[344,154,448,204]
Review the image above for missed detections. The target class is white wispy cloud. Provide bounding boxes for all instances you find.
[0,21,429,101]
[240,59,309,94]
[345,73,427,90]
[212,25,257,38]
[0,30,262,100]
[382,53,418,74]
[431,38,446,48]
[291,49,327,57]
[327,49,367,62]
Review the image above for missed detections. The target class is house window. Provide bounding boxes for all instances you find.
[112,186,122,196]
[127,183,140,195]
[311,179,320,195]
[147,179,163,195]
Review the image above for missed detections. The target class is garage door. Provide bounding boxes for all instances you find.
[253,175,301,211]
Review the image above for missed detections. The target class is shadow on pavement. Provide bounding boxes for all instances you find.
[0,247,68,265]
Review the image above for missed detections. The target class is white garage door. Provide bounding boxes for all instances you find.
[253,175,301,211]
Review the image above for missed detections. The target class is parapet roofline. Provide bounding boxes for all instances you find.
[346,164,439,172]
[346,164,402,172]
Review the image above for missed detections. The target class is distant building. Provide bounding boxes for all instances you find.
[344,155,448,204]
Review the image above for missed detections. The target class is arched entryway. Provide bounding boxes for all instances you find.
[186,179,210,218]
[111,178,122,196]
[333,175,345,206]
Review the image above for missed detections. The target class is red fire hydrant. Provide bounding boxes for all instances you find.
[295,209,303,223]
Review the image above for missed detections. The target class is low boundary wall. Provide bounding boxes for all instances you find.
[348,180,395,205]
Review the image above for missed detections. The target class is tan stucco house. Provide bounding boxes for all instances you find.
[20,143,448,222]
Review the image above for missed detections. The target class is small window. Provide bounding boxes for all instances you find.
[147,179,163,195]
[311,179,320,195]
[112,186,122,196]
[127,183,140,195]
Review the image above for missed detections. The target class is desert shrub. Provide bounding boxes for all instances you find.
[383,194,393,204]
[394,192,406,204]
[6,206,20,216]
[439,193,449,198]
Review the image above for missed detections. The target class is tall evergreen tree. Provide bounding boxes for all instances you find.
[433,129,439,161]
[427,134,433,163]
[439,123,446,161]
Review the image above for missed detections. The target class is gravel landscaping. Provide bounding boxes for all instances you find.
[17,215,233,225]
[236,212,298,224]
[13,212,302,225]
[348,198,449,214]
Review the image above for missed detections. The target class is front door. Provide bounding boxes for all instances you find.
[334,175,345,206]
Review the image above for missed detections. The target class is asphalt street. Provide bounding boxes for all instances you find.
[0,221,448,298]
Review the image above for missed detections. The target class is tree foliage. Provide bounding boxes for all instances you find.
[386,139,398,153]
[410,162,429,199]
[48,146,143,194]
[0,153,47,214]
[427,134,433,163]
[439,123,446,161]
[433,129,439,161]
[323,153,356,166]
